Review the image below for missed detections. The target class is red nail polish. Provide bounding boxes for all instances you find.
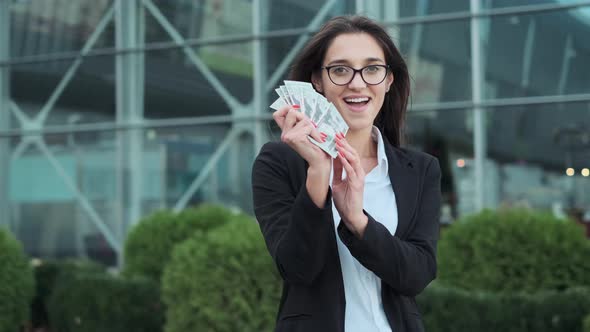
[312,121,317,128]
[321,132,327,137]
[322,137,326,142]
[292,104,300,109]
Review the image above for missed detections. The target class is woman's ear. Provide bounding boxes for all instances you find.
[385,72,394,93]
[311,72,323,93]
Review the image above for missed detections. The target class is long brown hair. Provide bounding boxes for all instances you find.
[289,15,410,147]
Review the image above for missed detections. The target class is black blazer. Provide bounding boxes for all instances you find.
[251,133,441,332]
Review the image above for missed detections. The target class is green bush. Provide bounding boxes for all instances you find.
[31,259,106,328]
[583,313,590,332]
[123,204,234,283]
[417,284,590,332]
[0,227,35,332]
[162,214,281,332]
[48,271,163,332]
[438,208,590,293]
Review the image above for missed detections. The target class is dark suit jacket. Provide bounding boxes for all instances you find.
[251,133,441,332]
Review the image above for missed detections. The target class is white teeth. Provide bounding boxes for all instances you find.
[345,97,369,103]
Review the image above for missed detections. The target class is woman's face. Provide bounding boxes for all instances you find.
[312,32,394,133]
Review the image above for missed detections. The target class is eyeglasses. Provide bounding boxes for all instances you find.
[321,64,390,86]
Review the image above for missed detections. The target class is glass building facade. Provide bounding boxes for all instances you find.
[1,0,589,265]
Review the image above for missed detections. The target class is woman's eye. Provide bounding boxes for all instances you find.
[365,65,380,73]
[331,66,350,75]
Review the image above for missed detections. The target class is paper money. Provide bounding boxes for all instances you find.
[270,80,349,158]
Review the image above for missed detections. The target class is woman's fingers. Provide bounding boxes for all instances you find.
[283,108,301,132]
[272,105,290,129]
[336,135,364,177]
[337,149,357,180]
[333,156,343,185]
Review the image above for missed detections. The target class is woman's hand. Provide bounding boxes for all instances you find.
[332,134,368,238]
[273,105,332,208]
[273,105,331,170]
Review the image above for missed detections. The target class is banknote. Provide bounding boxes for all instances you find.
[270,80,349,158]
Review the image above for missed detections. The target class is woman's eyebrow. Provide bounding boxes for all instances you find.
[326,57,385,66]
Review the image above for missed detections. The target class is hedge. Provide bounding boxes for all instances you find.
[161,214,281,332]
[583,313,590,332]
[438,208,590,293]
[47,271,163,332]
[31,259,106,328]
[417,285,590,332]
[123,204,234,283]
[0,227,35,332]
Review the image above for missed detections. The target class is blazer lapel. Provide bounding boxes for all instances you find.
[383,138,419,239]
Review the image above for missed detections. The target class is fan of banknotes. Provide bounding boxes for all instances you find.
[270,80,349,158]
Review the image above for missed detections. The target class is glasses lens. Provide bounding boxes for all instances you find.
[362,65,387,85]
[328,66,353,85]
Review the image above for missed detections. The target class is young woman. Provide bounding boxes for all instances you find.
[252,15,441,332]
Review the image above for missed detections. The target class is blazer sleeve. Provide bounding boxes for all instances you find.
[251,142,334,285]
[337,156,441,296]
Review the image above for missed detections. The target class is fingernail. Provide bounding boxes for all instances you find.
[321,132,327,137]
[312,121,317,128]
[339,151,345,158]
[292,104,300,109]
[340,132,345,139]
[322,137,326,142]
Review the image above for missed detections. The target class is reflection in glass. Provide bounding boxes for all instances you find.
[10,57,116,128]
[483,7,590,99]
[398,19,471,104]
[485,102,590,216]
[10,0,114,58]
[407,109,474,220]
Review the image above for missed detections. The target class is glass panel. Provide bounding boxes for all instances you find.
[10,0,115,58]
[9,56,116,128]
[146,123,254,215]
[483,7,590,99]
[483,0,585,9]
[365,0,469,19]
[484,102,590,216]
[7,130,119,266]
[407,109,474,220]
[145,0,353,41]
[397,19,472,104]
[144,42,253,119]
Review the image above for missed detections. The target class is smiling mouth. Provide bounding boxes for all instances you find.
[344,97,371,106]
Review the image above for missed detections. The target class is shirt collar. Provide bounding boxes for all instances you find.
[366,126,389,182]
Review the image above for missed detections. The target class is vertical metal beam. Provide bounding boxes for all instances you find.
[558,35,573,95]
[115,0,145,253]
[0,0,11,227]
[252,0,268,153]
[471,0,485,212]
[521,18,536,88]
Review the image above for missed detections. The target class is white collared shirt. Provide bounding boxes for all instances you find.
[330,126,398,332]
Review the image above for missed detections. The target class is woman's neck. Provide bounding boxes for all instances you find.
[345,127,377,158]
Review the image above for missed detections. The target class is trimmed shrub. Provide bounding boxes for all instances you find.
[438,208,590,293]
[47,271,163,332]
[162,214,281,332]
[417,284,590,332]
[123,204,234,283]
[0,227,35,332]
[31,259,106,328]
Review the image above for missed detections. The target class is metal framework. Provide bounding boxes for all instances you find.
[1,0,590,262]
[0,0,10,228]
